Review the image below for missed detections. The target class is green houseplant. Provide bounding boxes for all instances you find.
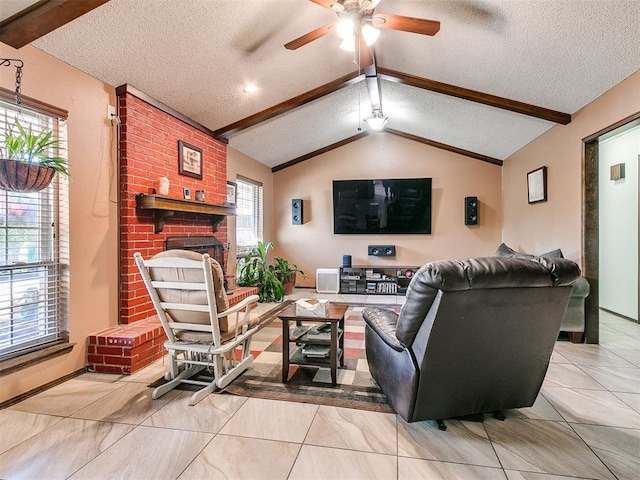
[0,119,68,192]
[237,241,285,302]
[236,241,304,302]
[273,256,305,295]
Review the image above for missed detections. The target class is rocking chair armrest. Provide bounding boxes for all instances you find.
[218,294,260,318]
[218,294,260,338]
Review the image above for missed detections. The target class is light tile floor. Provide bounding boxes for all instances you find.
[1,297,638,480]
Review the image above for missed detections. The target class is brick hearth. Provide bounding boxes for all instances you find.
[87,287,259,374]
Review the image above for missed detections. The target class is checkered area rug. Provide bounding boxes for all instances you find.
[222,305,398,413]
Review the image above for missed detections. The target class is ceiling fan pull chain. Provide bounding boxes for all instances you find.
[357,84,362,131]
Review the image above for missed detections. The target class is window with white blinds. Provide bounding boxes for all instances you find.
[0,96,69,361]
[235,177,263,258]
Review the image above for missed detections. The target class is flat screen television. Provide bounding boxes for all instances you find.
[333,178,432,234]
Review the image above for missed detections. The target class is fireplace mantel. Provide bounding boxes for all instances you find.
[136,194,236,233]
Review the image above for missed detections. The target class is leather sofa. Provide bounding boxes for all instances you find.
[494,243,590,342]
[362,256,580,424]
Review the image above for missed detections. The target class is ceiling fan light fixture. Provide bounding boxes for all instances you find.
[336,18,355,40]
[361,23,380,46]
[365,110,388,130]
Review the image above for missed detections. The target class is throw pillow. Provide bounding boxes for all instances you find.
[494,243,534,259]
[495,243,518,257]
[495,243,565,260]
[540,248,564,258]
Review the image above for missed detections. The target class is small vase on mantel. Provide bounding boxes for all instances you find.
[157,176,170,196]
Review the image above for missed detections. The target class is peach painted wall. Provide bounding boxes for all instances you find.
[1,45,118,403]
[272,133,503,286]
[226,147,275,272]
[502,70,640,265]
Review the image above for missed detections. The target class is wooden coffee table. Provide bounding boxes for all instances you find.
[279,303,348,386]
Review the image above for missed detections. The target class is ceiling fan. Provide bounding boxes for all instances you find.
[284,0,440,66]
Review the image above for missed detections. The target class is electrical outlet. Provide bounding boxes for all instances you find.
[107,105,117,119]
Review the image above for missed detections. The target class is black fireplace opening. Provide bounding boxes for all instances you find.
[164,236,230,292]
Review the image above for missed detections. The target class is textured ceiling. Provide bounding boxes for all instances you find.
[0,0,38,21]
[25,0,640,168]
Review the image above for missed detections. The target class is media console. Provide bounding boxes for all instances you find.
[340,266,419,295]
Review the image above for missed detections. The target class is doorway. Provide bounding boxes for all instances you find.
[583,112,640,343]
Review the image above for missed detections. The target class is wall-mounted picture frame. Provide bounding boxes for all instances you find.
[226,181,237,206]
[527,166,547,204]
[178,140,203,179]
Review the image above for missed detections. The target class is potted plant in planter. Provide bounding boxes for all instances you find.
[236,241,304,302]
[273,256,305,295]
[0,119,68,192]
[237,241,285,302]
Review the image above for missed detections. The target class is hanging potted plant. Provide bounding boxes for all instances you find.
[0,119,68,192]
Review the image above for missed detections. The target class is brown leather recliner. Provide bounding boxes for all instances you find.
[362,256,580,425]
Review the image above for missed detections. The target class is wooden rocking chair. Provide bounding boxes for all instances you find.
[134,249,260,405]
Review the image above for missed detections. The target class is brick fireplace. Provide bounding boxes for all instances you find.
[165,235,228,280]
[86,85,255,374]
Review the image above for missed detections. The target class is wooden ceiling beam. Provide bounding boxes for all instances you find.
[0,0,110,49]
[386,128,503,166]
[272,132,370,172]
[377,67,571,125]
[214,71,364,138]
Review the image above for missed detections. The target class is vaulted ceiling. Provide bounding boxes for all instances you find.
[3,0,640,170]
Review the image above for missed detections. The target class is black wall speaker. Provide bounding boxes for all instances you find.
[465,196,478,225]
[292,199,303,225]
[342,255,352,268]
[368,245,396,257]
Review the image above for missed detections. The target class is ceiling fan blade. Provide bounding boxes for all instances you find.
[373,13,440,36]
[309,0,342,11]
[357,37,374,67]
[284,23,335,50]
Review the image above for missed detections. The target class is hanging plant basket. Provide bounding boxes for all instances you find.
[0,158,56,192]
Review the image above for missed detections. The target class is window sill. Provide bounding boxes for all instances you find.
[0,342,77,377]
